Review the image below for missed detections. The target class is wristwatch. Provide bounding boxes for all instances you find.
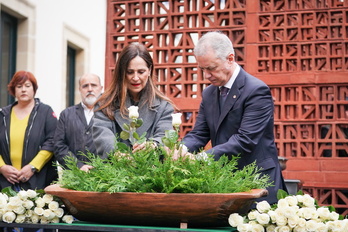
[30,165,38,173]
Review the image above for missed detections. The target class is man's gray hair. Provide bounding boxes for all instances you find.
[194,31,235,60]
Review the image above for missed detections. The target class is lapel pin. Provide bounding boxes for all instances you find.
[233,95,236,98]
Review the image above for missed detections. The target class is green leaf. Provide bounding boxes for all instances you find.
[123,123,130,131]
[277,189,288,200]
[1,186,17,197]
[120,131,130,140]
[133,132,140,140]
[135,118,143,128]
[165,130,178,143]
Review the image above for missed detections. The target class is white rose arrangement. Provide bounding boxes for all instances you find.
[228,190,348,232]
[0,187,73,224]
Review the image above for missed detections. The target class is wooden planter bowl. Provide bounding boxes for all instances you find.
[45,184,267,228]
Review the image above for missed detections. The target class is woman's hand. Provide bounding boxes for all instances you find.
[80,165,94,172]
[132,142,157,153]
[18,164,35,183]
[0,165,20,184]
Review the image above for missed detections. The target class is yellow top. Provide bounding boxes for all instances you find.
[0,110,53,171]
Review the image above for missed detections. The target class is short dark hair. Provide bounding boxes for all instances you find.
[7,71,38,96]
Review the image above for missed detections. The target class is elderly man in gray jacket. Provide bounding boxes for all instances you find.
[54,73,103,172]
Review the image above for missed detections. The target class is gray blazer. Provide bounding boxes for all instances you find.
[93,96,174,157]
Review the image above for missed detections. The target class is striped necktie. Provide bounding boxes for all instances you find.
[219,86,229,110]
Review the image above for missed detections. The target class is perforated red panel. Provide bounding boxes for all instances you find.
[106,0,348,213]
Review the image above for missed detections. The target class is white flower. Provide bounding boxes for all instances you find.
[53,208,65,218]
[0,194,8,208]
[305,219,319,231]
[330,211,339,221]
[25,209,33,217]
[40,216,50,224]
[267,210,277,223]
[277,198,289,208]
[51,217,60,223]
[275,214,287,226]
[17,190,28,200]
[284,195,298,206]
[8,196,22,207]
[302,194,315,208]
[237,223,252,232]
[34,207,44,216]
[62,215,74,224]
[30,214,40,224]
[228,213,244,227]
[48,201,59,210]
[265,224,276,232]
[316,222,328,232]
[2,211,16,223]
[277,225,291,232]
[13,205,26,215]
[317,207,331,220]
[43,209,56,220]
[42,194,54,204]
[256,200,271,213]
[247,210,260,220]
[23,199,35,209]
[26,189,37,199]
[256,213,270,225]
[250,223,264,232]
[128,106,139,119]
[171,113,182,128]
[15,214,26,223]
[287,215,300,228]
[35,197,45,208]
[293,225,306,232]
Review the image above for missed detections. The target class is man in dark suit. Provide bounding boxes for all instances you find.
[182,31,287,204]
[54,73,103,172]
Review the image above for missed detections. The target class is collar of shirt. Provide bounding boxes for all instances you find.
[223,64,240,89]
[81,102,94,124]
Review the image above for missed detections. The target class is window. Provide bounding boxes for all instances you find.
[66,46,76,107]
[0,11,17,106]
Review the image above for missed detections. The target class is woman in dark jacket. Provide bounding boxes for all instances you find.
[0,71,58,191]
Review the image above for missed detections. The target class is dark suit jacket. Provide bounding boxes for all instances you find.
[54,103,97,169]
[182,68,287,204]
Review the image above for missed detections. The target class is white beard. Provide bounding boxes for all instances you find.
[84,95,97,106]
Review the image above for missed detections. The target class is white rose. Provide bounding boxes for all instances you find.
[298,207,315,220]
[287,215,300,228]
[128,106,139,119]
[26,189,37,199]
[236,223,252,232]
[256,213,270,225]
[305,219,319,231]
[40,216,50,224]
[31,214,40,224]
[171,113,182,128]
[228,213,244,227]
[302,194,315,208]
[293,225,306,232]
[0,195,8,208]
[329,211,339,221]
[316,222,328,232]
[62,215,74,224]
[282,206,298,218]
[53,208,64,218]
[35,197,45,208]
[277,198,289,208]
[296,195,304,203]
[17,190,28,200]
[267,210,277,223]
[13,205,26,215]
[51,216,60,223]
[317,207,331,220]
[2,211,16,223]
[15,214,26,223]
[23,200,35,209]
[277,225,291,232]
[297,218,306,228]
[275,214,287,226]
[265,224,276,232]
[34,207,44,216]
[8,196,22,207]
[42,194,54,204]
[250,223,264,232]
[43,209,56,220]
[256,200,271,213]
[25,209,33,217]
[247,210,260,220]
[48,201,59,210]
[284,195,298,206]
